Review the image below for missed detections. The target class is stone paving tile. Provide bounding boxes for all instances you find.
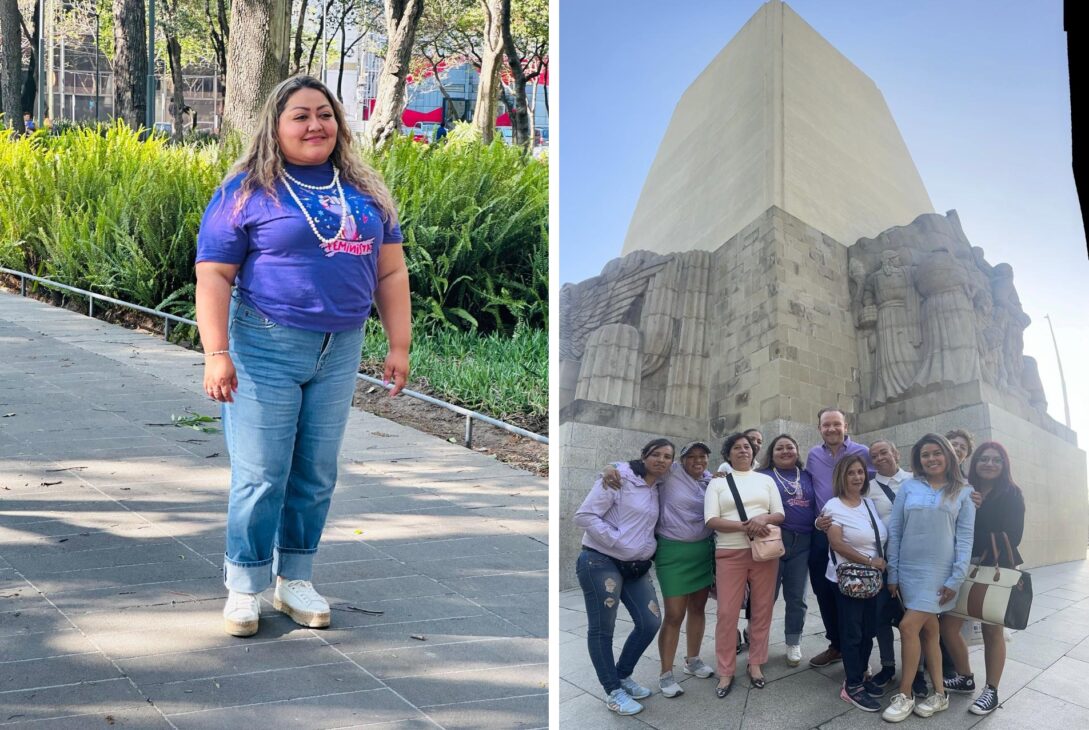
[328,612,530,656]
[145,659,384,716]
[49,577,226,616]
[383,661,548,708]
[420,692,549,730]
[0,651,123,692]
[0,605,73,638]
[0,626,99,662]
[164,688,424,730]
[433,569,547,599]
[356,635,545,680]
[0,677,164,726]
[472,590,548,637]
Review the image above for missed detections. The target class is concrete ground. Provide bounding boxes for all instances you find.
[561,556,1089,728]
[0,291,548,729]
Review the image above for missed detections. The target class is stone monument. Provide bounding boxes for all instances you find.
[559,1,1087,590]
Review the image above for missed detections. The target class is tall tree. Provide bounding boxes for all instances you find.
[0,0,22,132]
[112,0,147,126]
[501,0,544,147]
[162,0,187,139]
[205,0,229,81]
[222,0,291,141]
[472,0,505,143]
[19,0,39,119]
[367,0,423,150]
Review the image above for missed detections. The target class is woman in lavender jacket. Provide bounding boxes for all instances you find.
[574,438,673,717]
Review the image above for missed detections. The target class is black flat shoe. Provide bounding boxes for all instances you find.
[716,677,734,698]
[747,669,766,689]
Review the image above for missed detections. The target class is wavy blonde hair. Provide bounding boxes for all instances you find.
[225,75,398,226]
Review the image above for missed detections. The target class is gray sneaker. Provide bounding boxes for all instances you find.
[606,688,643,715]
[683,657,714,678]
[659,671,684,698]
[619,676,652,699]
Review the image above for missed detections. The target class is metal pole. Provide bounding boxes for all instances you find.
[464,414,473,448]
[321,0,327,82]
[1044,314,1072,429]
[45,0,53,122]
[95,12,100,123]
[146,0,155,131]
[59,33,64,120]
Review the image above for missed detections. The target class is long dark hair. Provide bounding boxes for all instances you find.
[628,438,676,478]
[968,441,1020,495]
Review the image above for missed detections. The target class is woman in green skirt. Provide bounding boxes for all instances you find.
[604,441,716,697]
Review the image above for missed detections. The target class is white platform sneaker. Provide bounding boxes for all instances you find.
[223,590,260,637]
[273,578,331,628]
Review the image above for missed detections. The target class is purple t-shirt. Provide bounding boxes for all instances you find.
[196,161,402,332]
[757,467,816,534]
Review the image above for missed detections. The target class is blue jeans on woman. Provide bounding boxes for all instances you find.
[775,528,811,645]
[834,587,878,687]
[575,548,662,694]
[222,295,364,593]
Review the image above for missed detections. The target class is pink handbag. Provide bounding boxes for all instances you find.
[726,474,785,562]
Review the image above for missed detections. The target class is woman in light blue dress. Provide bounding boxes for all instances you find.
[882,433,975,723]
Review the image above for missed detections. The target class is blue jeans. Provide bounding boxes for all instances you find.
[874,582,896,668]
[835,587,878,687]
[222,296,364,593]
[575,549,662,694]
[775,528,811,645]
[809,529,840,650]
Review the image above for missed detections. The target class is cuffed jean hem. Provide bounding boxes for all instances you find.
[786,633,801,645]
[274,547,317,581]
[223,555,274,593]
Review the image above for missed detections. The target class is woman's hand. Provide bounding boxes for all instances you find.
[887,582,899,598]
[815,512,833,532]
[938,586,957,605]
[744,520,771,538]
[203,355,237,403]
[870,557,887,571]
[602,466,621,490]
[970,490,983,508]
[711,471,728,478]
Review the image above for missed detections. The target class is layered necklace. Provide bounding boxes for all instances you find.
[280,165,347,245]
[773,466,803,496]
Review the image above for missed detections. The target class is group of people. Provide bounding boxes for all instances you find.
[573,407,1026,722]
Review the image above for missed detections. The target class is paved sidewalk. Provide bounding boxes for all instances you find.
[0,291,547,729]
[561,555,1089,728]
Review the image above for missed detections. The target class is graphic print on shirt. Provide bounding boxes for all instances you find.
[785,491,812,511]
[314,192,375,258]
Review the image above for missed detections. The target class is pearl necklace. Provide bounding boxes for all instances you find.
[773,466,802,496]
[280,166,347,245]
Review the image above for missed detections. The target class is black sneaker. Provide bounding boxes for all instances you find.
[841,683,881,712]
[863,680,886,698]
[970,684,999,715]
[871,665,896,688]
[912,672,928,698]
[943,673,976,694]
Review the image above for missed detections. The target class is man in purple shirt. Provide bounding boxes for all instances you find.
[806,407,874,668]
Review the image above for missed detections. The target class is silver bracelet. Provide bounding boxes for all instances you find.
[205,350,230,357]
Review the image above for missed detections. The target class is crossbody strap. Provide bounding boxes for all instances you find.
[725,473,749,522]
[875,479,896,504]
[828,499,884,566]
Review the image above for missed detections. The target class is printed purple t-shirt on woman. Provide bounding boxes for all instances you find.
[195,160,402,333]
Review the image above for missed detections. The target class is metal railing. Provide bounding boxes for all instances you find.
[1,267,548,447]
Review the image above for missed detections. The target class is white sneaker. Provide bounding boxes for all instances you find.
[223,590,260,636]
[659,671,684,698]
[785,644,802,667]
[913,692,949,718]
[273,578,331,628]
[683,656,715,678]
[619,676,652,699]
[882,692,915,723]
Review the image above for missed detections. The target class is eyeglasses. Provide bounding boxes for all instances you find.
[977,457,1004,465]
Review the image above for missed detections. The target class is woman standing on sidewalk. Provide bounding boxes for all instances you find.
[195,75,410,637]
[939,441,1025,716]
[574,439,673,717]
[705,432,784,698]
[882,434,975,723]
[756,434,816,668]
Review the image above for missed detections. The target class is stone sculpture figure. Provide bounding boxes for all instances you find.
[912,246,982,388]
[990,263,1032,395]
[862,249,923,404]
[848,258,877,407]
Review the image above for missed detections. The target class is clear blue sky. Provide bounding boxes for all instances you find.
[558,0,1089,446]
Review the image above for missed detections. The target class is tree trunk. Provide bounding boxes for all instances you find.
[223,0,292,142]
[0,0,23,132]
[112,0,147,127]
[205,0,229,82]
[19,3,38,119]
[166,37,186,141]
[292,0,310,73]
[501,7,531,148]
[336,12,347,100]
[367,0,423,150]
[473,0,507,144]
